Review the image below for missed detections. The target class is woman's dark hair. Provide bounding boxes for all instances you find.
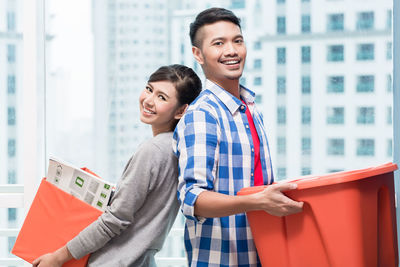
[148,64,202,106]
[189,7,241,47]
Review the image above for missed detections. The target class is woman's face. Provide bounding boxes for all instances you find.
[139,80,183,135]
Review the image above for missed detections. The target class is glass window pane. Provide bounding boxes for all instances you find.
[327,45,344,62]
[327,14,344,31]
[327,76,344,93]
[357,75,375,92]
[277,47,286,64]
[356,43,374,60]
[301,15,311,33]
[357,11,374,30]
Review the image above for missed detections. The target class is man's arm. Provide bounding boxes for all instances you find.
[194,183,303,218]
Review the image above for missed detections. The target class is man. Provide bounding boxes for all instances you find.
[173,7,303,266]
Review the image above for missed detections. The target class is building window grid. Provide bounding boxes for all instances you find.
[8,75,16,94]
[8,139,16,157]
[327,76,344,93]
[7,44,16,63]
[301,46,311,64]
[277,106,286,124]
[357,107,375,124]
[357,139,375,156]
[253,59,262,70]
[8,107,16,125]
[302,76,311,94]
[356,43,374,61]
[387,42,393,60]
[327,138,345,156]
[301,167,312,175]
[356,11,374,31]
[327,107,345,124]
[277,137,286,155]
[7,11,16,31]
[277,47,286,64]
[254,77,262,86]
[327,45,344,62]
[327,14,344,32]
[277,76,286,94]
[387,106,392,124]
[302,106,311,125]
[302,137,311,155]
[357,75,375,93]
[277,16,286,35]
[387,139,393,157]
[301,15,311,33]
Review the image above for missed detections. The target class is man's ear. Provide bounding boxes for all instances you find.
[174,104,189,120]
[192,46,204,65]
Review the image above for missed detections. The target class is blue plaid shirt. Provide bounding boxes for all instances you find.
[173,80,274,267]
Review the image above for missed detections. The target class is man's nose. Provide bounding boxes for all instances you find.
[224,42,238,56]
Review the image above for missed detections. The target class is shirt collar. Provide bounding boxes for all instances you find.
[205,79,256,114]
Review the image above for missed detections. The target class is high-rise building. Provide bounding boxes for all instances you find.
[0,0,23,258]
[93,0,175,182]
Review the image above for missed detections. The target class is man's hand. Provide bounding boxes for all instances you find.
[254,183,303,217]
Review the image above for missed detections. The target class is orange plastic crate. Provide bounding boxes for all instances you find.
[238,163,399,267]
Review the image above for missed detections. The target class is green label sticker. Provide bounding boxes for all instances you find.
[104,184,110,190]
[75,177,84,187]
[97,201,103,208]
[100,193,107,198]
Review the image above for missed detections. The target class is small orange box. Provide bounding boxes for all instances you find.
[12,178,102,267]
[238,163,399,267]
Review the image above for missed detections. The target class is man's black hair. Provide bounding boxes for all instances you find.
[189,7,241,47]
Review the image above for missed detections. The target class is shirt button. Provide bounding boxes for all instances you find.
[251,148,254,152]
[240,105,245,110]
[246,125,249,129]
[251,173,254,177]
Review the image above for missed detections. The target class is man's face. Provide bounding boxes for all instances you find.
[193,20,247,85]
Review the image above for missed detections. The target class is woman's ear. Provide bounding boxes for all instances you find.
[192,46,204,65]
[174,104,188,120]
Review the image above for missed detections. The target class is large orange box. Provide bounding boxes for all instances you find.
[12,178,102,267]
[238,163,399,267]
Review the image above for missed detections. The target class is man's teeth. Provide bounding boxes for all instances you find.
[144,108,155,114]
[223,60,239,65]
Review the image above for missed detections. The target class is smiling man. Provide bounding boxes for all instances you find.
[173,8,303,267]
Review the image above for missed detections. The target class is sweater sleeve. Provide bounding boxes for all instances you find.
[67,141,157,259]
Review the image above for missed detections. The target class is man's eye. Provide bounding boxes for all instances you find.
[214,41,223,46]
[235,39,243,44]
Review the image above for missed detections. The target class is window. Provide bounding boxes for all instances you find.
[302,76,311,94]
[277,106,286,124]
[301,15,311,33]
[327,76,344,93]
[302,106,311,125]
[8,170,17,184]
[277,0,285,4]
[277,168,287,179]
[254,77,262,86]
[327,138,345,155]
[387,139,393,157]
[357,107,375,124]
[387,42,392,60]
[356,11,374,30]
[327,107,344,124]
[302,137,311,155]
[8,107,16,125]
[8,139,16,157]
[277,16,286,34]
[277,76,286,94]
[387,107,392,124]
[7,11,16,31]
[255,94,262,104]
[387,9,392,30]
[277,137,286,155]
[301,167,311,175]
[230,0,245,9]
[356,44,374,60]
[254,59,262,69]
[277,47,286,64]
[301,46,311,63]
[357,139,375,156]
[8,208,17,221]
[254,41,262,50]
[7,44,16,63]
[387,74,392,92]
[357,75,374,92]
[240,77,246,86]
[327,14,344,32]
[327,45,344,62]
[7,75,16,94]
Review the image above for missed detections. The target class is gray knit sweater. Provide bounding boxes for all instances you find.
[67,132,179,267]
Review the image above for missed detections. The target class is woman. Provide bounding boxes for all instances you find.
[33,64,202,267]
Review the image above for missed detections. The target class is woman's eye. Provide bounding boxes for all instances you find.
[145,86,152,92]
[159,95,166,101]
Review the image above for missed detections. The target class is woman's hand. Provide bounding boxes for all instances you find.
[32,253,62,267]
[32,246,73,267]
